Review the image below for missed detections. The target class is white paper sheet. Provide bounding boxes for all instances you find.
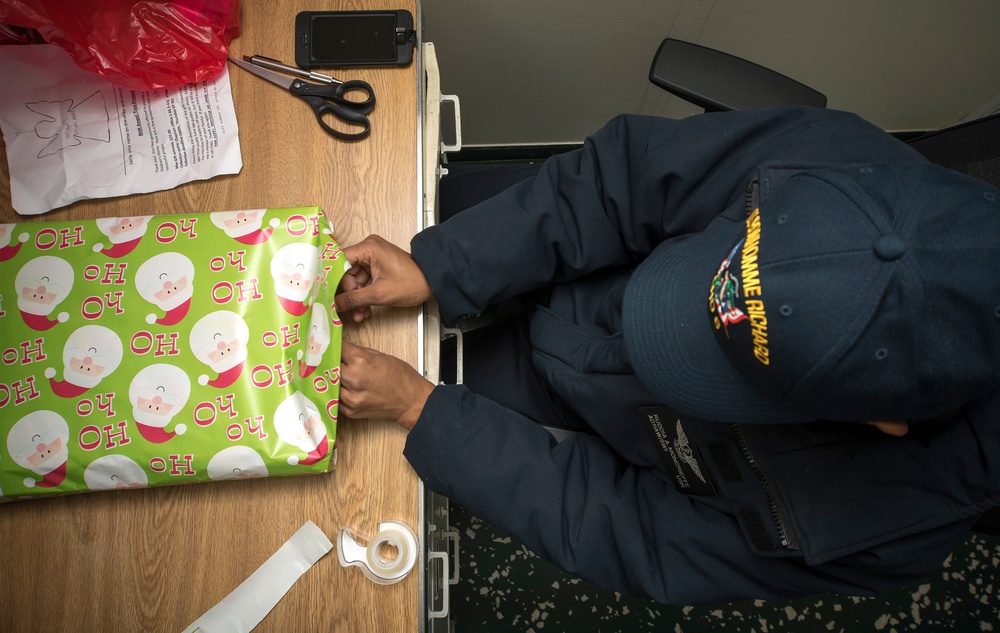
[182,520,334,633]
[0,44,242,215]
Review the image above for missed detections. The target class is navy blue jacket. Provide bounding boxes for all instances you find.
[403,107,1000,604]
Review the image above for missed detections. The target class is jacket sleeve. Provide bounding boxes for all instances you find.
[404,385,936,605]
[411,107,924,323]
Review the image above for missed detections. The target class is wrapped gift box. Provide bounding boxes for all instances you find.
[0,206,346,500]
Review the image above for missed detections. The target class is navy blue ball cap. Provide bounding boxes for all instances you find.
[623,162,1000,424]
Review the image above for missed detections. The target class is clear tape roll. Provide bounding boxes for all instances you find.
[337,520,418,585]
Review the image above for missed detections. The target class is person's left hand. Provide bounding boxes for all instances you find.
[335,235,433,324]
[340,341,435,430]
[869,420,909,437]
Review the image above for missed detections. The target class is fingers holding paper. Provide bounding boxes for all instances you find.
[335,235,432,323]
[339,341,434,430]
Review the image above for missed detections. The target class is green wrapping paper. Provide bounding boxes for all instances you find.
[0,207,346,500]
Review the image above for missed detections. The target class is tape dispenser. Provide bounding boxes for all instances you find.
[337,520,418,585]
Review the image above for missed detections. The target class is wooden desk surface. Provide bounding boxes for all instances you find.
[0,1,422,631]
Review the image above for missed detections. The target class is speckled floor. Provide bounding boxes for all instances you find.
[447,501,999,633]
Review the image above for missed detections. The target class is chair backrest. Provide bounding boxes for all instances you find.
[974,507,1000,537]
[648,38,826,112]
[906,113,1000,188]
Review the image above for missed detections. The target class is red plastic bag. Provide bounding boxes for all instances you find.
[0,0,240,90]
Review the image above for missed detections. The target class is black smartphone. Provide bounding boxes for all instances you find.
[294,10,416,69]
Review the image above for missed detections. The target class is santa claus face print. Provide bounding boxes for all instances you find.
[84,455,148,490]
[210,208,277,244]
[276,265,313,293]
[0,224,27,262]
[207,446,269,481]
[189,310,250,387]
[128,364,190,443]
[273,391,330,466]
[298,303,332,377]
[93,216,152,257]
[20,281,59,306]
[15,255,73,329]
[135,252,195,325]
[65,326,122,380]
[129,364,190,426]
[10,413,69,469]
[222,210,260,231]
[69,353,106,378]
[46,325,124,397]
[106,217,148,238]
[25,435,63,468]
[274,391,325,452]
[270,243,319,316]
[7,410,70,488]
[154,279,188,302]
[137,252,193,302]
[307,333,324,356]
[137,394,172,416]
[307,303,331,358]
[207,337,241,364]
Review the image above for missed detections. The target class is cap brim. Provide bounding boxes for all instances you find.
[623,222,812,424]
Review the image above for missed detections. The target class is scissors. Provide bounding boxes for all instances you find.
[228,56,375,141]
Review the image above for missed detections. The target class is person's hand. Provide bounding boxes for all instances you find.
[340,341,434,430]
[869,420,909,437]
[335,235,433,323]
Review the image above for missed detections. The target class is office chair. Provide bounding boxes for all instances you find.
[905,113,1000,189]
[648,38,827,112]
[650,38,1000,537]
[649,38,999,187]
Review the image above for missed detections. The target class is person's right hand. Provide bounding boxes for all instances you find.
[335,234,433,323]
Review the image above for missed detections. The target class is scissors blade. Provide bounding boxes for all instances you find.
[245,55,340,85]
[227,57,294,91]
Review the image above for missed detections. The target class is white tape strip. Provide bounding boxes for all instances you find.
[337,520,418,585]
[182,520,333,633]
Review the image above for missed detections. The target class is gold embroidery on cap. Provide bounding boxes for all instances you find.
[742,209,769,365]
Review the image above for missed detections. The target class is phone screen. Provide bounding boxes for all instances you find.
[310,14,397,63]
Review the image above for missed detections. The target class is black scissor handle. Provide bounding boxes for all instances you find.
[291,80,375,141]
[331,79,376,114]
[300,95,371,141]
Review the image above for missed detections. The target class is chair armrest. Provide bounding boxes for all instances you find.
[649,38,827,112]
